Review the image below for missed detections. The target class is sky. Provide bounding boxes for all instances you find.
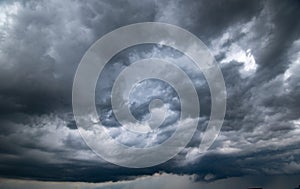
[0,0,300,188]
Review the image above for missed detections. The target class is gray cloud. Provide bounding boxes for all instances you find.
[0,0,300,186]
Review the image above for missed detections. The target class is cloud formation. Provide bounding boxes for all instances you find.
[0,0,300,184]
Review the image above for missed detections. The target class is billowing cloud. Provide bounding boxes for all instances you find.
[0,0,300,186]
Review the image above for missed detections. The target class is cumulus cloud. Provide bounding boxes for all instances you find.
[0,0,300,185]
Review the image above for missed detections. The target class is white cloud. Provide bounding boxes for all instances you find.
[284,39,300,81]
[210,19,259,77]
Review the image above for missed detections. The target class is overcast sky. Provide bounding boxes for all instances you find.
[0,0,300,188]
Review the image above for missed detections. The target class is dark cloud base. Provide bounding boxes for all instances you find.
[0,0,300,185]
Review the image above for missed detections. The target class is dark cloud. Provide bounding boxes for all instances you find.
[0,0,300,186]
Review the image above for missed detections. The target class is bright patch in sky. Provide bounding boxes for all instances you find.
[0,2,20,28]
[284,39,300,81]
[221,44,257,77]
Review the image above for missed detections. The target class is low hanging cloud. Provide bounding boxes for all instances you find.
[0,0,300,184]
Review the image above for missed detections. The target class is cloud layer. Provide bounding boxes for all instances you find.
[0,0,300,184]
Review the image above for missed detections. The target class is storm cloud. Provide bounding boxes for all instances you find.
[0,0,300,186]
